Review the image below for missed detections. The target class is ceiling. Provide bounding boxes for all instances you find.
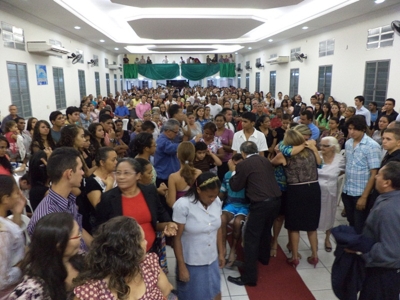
[0,0,399,55]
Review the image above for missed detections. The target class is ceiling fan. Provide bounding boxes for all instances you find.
[294,52,307,63]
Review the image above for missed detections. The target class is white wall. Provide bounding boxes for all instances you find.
[235,4,400,108]
[0,10,121,121]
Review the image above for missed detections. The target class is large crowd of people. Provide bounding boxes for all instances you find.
[1,85,400,299]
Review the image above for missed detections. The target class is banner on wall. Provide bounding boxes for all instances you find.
[35,64,48,85]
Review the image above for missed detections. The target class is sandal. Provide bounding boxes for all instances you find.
[325,241,332,252]
[270,248,277,257]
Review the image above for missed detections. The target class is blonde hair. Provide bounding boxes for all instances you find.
[283,129,305,146]
[178,142,197,186]
[293,124,312,137]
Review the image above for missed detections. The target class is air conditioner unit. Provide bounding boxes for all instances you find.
[27,41,71,55]
[266,56,289,65]
[108,64,119,70]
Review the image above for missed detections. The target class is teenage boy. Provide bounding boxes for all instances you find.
[99,114,116,146]
[65,106,80,125]
[193,141,222,172]
[49,110,65,143]
[275,114,291,143]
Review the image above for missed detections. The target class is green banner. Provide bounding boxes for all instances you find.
[123,64,138,79]
[220,63,236,78]
[138,63,180,80]
[181,63,220,81]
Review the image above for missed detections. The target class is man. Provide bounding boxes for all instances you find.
[139,55,146,64]
[162,55,168,64]
[275,92,283,108]
[292,94,303,118]
[309,95,318,110]
[381,128,400,164]
[227,141,281,286]
[1,104,19,132]
[135,95,151,120]
[114,99,129,119]
[232,112,268,156]
[168,104,191,143]
[354,95,371,127]
[15,117,31,162]
[27,147,92,250]
[300,110,320,140]
[49,110,65,143]
[220,108,235,131]
[254,103,267,122]
[342,115,381,233]
[65,106,80,125]
[358,161,400,299]
[99,114,116,146]
[376,98,398,129]
[206,95,222,119]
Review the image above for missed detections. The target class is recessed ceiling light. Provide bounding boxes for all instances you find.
[374,0,385,3]
[248,47,252,50]
[268,39,273,42]
[99,39,105,42]
[235,52,238,54]
[74,26,81,30]
[302,26,309,30]
[114,47,119,50]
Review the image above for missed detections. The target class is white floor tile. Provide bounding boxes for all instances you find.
[312,289,338,300]
[167,257,176,274]
[221,273,230,297]
[317,250,336,269]
[230,296,250,300]
[166,245,175,258]
[224,274,248,296]
[297,268,333,291]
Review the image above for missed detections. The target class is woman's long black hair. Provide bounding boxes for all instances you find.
[0,136,12,174]
[185,172,221,204]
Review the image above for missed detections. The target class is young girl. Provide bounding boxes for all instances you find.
[79,104,93,130]
[0,137,13,176]
[173,172,224,300]
[4,121,20,162]
[88,123,106,156]
[195,107,207,130]
[316,103,331,130]
[26,118,38,138]
[244,98,252,111]
[88,103,98,123]
[30,121,55,154]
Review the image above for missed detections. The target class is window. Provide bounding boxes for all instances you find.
[255,72,260,92]
[363,60,390,107]
[269,54,277,59]
[367,25,394,49]
[105,58,109,68]
[95,72,100,96]
[53,67,66,110]
[289,68,299,97]
[269,71,276,97]
[290,47,301,61]
[78,70,86,100]
[2,22,25,51]
[245,61,250,69]
[49,39,62,46]
[245,73,250,90]
[318,65,333,98]
[114,74,118,94]
[319,39,335,57]
[237,63,241,70]
[237,74,241,88]
[106,73,110,96]
[7,62,32,117]
[256,58,261,67]
[93,55,99,67]
[120,75,123,92]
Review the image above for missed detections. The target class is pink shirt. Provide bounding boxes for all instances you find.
[136,102,151,120]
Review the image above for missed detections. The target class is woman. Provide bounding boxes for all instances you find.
[28,150,50,211]
[82,147,117,233]
[318,137,345,252]
[0,175,25,298]
[314,102,323,120]
[73,216,174,300]
[269,98,276,111]
[0,137,12,176]
[368,101,379,129]
[281,99,292,116]
[9,212,81,300]
[265,92,272,107]
[271,129,321,268]
[30,120,56,154]
[26,117,38,137]
[184,112,202,139]
[214,114,234,181]
[319,117,345,149]
[95,158,177,254]
[95,100,106,115]
[339,106,356,141]
[339,102,347,115]
[88,123,106,156]
[173,172,224,300]
[316,103,331,130]
[88,103,98,123]
[329,102,343,121]
[159,103,169,124]
[371,115,389,145]
[129,119,142,142]
[232,103,239,117]
[79,103,92,130]
[256,115,277,159]
[204,106,211,122]
[244,98,252,111]
[167,142,202,208]
[199,122,224,174]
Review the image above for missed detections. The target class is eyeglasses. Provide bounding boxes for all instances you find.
[114,171,137,177]
[70,232,82,240]
[320,144,332,148]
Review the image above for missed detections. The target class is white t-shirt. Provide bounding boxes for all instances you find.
[206,103,222,120]
[275,98,282,108]
[232,128,268,153]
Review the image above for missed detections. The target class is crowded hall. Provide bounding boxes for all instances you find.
[1,0,400,299]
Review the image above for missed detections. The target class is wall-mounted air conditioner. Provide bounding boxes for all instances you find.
[27,41,70,55]
[108,64,119,70]
[266,56,289,65]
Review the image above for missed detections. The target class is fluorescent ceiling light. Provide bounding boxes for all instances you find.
[374,0,385,3]
[74,26,81,29]
[114,47,119,50]
[302,26,309,29]
[235,52,238,54]
[248,47,252,49]
[268,39,273,42]
[125,44,243,54]
[100,39,105,42]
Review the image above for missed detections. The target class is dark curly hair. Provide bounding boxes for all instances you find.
[30,120,56,154]
[129,132,154,158]
[88,123,105,154]
[73,216,145,300]
[56,124,84,148]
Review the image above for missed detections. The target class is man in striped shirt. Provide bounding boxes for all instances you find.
[27,147,92,250]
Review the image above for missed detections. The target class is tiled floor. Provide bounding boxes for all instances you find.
[166,204,348,300]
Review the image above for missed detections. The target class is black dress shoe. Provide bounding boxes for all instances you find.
[227,276,256,287]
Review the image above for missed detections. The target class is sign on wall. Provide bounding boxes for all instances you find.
[35,64,48,85]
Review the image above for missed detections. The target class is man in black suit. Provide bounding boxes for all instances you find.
[227,141,281,286]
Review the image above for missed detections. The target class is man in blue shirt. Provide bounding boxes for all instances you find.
[114,99,129,119]
[300,110,320,140]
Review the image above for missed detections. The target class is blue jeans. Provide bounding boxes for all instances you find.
[341,193,368,234]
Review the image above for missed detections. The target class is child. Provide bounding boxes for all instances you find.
[219,153,249,267]
[193,141,222,173]
[114,129,129,158]
[275,114,291,144]
[4,120,20,162]
[18,174,31,200]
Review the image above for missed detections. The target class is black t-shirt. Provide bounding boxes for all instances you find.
[275,127,286,144]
